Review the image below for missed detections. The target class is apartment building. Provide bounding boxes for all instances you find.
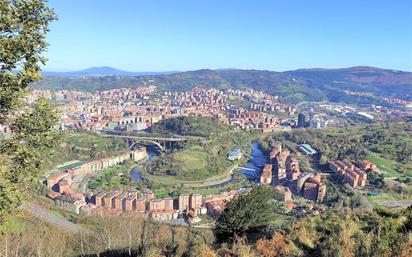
[260,164,273,184]
[329,160,368,188]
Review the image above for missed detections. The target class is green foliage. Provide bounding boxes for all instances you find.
[403,205,412,232]
[151,116,228,137]
[291,210,410,257]
[368,172,385,188]
[0,98,60,225]
[44,131,129,168]
[144,129,252,181]
[271,122,412,176]
[3,98,61,180]
[144,145,227,180]
[0,0,56,120]
[1,205,411,256]
[0,0,56,226]
[32,75,146,92]
[33,67,412,103]
[215,185,284,240]
[362,122,412,163]
[88,162,136,191]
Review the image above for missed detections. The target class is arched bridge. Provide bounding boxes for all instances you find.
[129,139,165,151]
[101,134,189,151]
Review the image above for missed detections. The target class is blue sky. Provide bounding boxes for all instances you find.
[45,0,412,72]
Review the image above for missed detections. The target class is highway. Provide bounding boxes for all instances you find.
[20,203,84,233]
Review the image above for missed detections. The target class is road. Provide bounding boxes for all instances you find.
[20,203,84,233]
[295,100,329,108]
[101,134,190,142]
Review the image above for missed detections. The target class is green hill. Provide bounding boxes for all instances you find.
[32,66,412,103]
[151,116,229,137]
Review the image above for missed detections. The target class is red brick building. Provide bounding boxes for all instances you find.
[329,160,368,188]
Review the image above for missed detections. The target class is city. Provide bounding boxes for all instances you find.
[0,1,412,257]
[4,84,409,224]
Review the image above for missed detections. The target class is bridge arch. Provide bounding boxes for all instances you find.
[129,139,164,151]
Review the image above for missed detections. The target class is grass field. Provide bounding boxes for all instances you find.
[367,153,398,174]
[145,141,238,180]
[141,121,254,194]
[143,164,237,188]
[173,146,208,171]
[151,172,252,197]
[365,152,412,182]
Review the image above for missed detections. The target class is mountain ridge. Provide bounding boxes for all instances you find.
[42,65,412,76]
[42,66,179,77]
[33,66,412,104]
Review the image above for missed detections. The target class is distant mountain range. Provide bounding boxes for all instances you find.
[42,66,178,77]
[33,66,412,104]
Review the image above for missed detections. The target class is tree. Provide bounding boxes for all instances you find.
[214,185,283,241]
[319,154,328,166]
[0,0,57,226]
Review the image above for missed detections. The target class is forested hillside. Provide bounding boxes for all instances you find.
[32,66,412,103]
[42,131,129,169]
[151,116,229,137]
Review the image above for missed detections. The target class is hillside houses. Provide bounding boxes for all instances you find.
[46,148,147,214]
[261,141,326,204]
[329,160,369,188]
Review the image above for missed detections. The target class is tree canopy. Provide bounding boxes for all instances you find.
[214,185,284,240]
[0,0,57,227]
[151,116,228,137]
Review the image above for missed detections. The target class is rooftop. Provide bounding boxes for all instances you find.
[298,144,317,155]
[228,148,242,156]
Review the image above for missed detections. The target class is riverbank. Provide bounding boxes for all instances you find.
[141,164,239,189]
[136,142,267,196]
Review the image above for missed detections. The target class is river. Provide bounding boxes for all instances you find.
[198,141,268,187]
[130,142,267,185]
[130,147,159,180]
[239,142,268,181]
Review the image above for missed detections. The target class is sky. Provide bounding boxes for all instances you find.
[45,0,412,72]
